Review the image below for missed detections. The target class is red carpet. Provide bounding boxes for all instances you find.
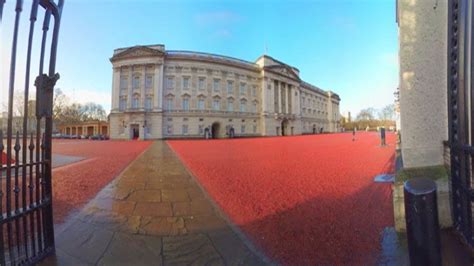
[168,132,396,265]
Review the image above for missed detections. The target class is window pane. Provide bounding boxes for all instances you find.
[133,76,140,89]
[227,81,233,94]
[183,77,189,89]
[199,78,205,90]
[145,75,153,88]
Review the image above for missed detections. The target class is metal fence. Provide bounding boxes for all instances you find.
[0,0,63,264]
[447,0,474,247]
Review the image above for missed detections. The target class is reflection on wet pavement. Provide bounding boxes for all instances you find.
[40,141,268,265]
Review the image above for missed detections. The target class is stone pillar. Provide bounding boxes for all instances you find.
[277,81,282,113]
[141,65,146,108]
[154,64,160,109]
[399,0,448,168]
[112,67,120,111]
[286,84,290,114]
[128,66,133,109]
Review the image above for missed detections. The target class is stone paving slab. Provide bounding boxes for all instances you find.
[40,141,269,266]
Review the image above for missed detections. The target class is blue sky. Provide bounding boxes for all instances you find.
[1,0,398,116]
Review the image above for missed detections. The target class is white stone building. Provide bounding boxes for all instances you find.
[109,45,340,140]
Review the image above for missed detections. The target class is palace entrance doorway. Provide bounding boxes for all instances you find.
[131,124,140,139]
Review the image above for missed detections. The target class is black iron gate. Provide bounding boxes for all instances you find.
[448,0,474,247]
[0,0,63,264]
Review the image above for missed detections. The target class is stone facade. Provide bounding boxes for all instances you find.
[397,0,448,168]
[109,45,340,140]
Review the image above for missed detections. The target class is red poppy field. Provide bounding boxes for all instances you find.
[168,132,396,265]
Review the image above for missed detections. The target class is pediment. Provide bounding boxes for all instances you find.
[266,65,300,80]
[111,46,164,62]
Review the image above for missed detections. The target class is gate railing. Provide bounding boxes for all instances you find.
[447,0,474,247]
[0,0,63,264]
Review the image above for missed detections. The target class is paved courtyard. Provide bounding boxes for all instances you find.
[42,141,266,265]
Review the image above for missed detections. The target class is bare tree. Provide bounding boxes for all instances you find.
[356,108,376,121]
[378,104,395,121]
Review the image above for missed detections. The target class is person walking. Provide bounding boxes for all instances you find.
[352,127,356,141]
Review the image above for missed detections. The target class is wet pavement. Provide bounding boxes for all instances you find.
[378,227,473,265]
[40,141,268,265]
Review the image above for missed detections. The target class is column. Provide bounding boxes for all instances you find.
[277,81,282,113]
[128,66,133,108]
[286,84,293,114]
[141,65,146,109]
[112,67,120,111]
[285,83,289,114]
[153,64,162,110]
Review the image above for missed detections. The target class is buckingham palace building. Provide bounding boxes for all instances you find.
[109,44,341,140]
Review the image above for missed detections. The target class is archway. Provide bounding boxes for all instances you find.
[211,122,221,139]
[281,119,289,136]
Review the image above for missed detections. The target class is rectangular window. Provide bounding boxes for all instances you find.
[227,100,233,112]
[213,79,220,92]
[182,125,188,135]
[213,99,220,111]
[240,102,246,112]
[198,99,205,110]
[120,77,128,89]
[241,125,246,133]
[227,81,233,94]
[145,75,153,89]
[199,125,204,134]
[166,77,174,89]
[240,83,246,95]
[198,77,205,90]
[132,97,139,109]
[166,98,173,111]
[183,77,190,90]
[119,98,126,111]
[167,125,173,135]
[133,76,140,89]
[252,102,257,113]
[252,86,257,97]
[182,98,189,111]
[253,125,257,133]
[145,97,152,110]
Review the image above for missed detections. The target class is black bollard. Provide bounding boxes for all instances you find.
[404,178,442,265]
[380,127,386,146]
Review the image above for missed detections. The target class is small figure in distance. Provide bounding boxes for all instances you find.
[352,127,356,141]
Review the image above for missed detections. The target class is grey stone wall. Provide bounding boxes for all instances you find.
[398,0,448,168]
